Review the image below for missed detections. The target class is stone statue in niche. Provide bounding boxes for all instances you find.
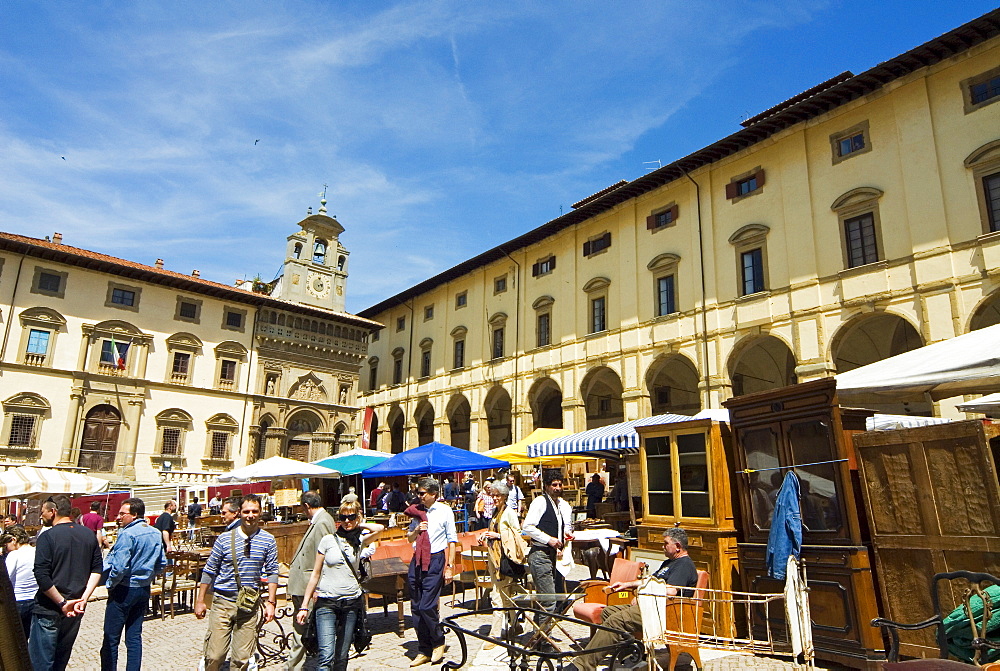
[265,376,276,395]
[339,386,349,404]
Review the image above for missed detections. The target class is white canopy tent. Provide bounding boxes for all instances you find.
[216,456,340,483]
[0,466,111,498]
[835,323,1000,402]
[956,392,1000,413]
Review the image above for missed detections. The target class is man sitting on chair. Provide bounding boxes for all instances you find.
[572,527,698,671]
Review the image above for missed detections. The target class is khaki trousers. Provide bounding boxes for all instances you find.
[203,596,260,671]
[285,594,306,670]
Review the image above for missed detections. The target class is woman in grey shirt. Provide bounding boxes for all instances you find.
[296,501,383,671]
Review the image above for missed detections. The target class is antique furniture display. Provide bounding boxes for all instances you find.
[855,420,1000,659]
[725,377,882,669]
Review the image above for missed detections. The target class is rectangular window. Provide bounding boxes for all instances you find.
[492,327,504,359]
[647,205,678,230]
[111,288,136,307]
[38,272,61,293]
[657,275,676,317]
[741,248,765,295]
[8,415,36,447]
[161,427,181,456]
[420,350,431,378]
[453,340,465,369]
[225,311,243,329]
[26,329,50,355]
[725,169,765,200]
[971,74,1000,105]
[532,256,556,277]
[396,316,406,332]
[179,301,198,319]
[838,133,865,157]
[100,340,129,367]
[455,292,467,308]
[368,364,378,390]
[737,176,757,196]
[985,172,1000,233]
[583,232,612,257]
[172,352,190,378]
[371,330,379,342]
[210,432,229,460]
[219,359,237,382]
[494,276,507,293]
[537,312,551,347]
[591,296,607,333]
[844,213,879,267]
[424,305,434,320]
[393,358,403,384]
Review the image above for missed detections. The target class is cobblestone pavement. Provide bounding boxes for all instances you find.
[62,565,823,670]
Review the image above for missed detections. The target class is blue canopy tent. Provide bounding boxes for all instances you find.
[361,441,510,477]
[313,448,391,476]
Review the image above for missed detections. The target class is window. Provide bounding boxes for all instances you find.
[161,428,181,456]
[100,339,129,369]
[643,430,711,520]
[204,413,238,464]
[210,432,229,460]
[985,172,1000,233]
[393,357,403,385]
[225,311,243,329]
[368,359,378,390]
[741,249,765,295]
[492,328,505,359]
[494,276,507,294]
[455,291,468,309]
[657,275,676,316]
[725,168,765,201]
[179,301,198,319]
[453,339,465,369]
[844,213,879,267]
[396,316,406,332]
[537,312,551,347]
[25,329,50,365]
[591,296,607,333]
[31,267,68,298]
[830,120,872,164]
[371,329,379,342]
[647,204,678,231]
[583,232,612,257]
[424,305,434,321]
[313,238,327,264]
[532,255,556,277]
[219,359,237,386]
[2,392,49,454]
[111,288,135,306]
[420,350,431,378]
[8,415,36,447]
[963,65,1000,113]
[171,352,190,382]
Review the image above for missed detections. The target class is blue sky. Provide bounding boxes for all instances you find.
[1,1,996,313]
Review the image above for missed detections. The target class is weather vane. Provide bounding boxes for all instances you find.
[318,184,328,214]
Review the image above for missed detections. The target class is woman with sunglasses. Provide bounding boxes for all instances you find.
[478,480,528,649]
[296,501,383,671]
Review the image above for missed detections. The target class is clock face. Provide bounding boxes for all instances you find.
[307,273,331,298]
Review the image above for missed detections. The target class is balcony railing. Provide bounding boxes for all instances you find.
[171,372,188,384]
[98,363,126,377]
[217,378,235,391]
[23,352,46,366]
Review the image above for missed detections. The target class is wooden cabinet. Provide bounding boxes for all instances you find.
[636,419,741,637]
[854,419,1000,658]
[725,378,883,669]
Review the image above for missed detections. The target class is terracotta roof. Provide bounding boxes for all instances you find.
[0,231,382,329]
[359,8,1000,319]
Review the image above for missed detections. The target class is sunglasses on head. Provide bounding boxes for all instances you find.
[338,514,359,522]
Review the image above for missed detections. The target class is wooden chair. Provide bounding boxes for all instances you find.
[573,557,644,624]
[450,530,488,606]
[161,551,202,619]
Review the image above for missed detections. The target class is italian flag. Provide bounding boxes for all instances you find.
[109,334,126,370]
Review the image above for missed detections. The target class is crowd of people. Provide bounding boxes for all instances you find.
[0,466,694,671]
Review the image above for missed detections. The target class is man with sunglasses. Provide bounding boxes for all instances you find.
[406,478,458,667]
[196,495,279,671]
[285,491,336,670]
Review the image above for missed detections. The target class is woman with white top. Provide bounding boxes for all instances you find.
[3,526,37,639]
[296,501,383,671]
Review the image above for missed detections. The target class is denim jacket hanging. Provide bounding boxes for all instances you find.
[765,470,802,580]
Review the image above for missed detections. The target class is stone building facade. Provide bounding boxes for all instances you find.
[357,10,1000,453]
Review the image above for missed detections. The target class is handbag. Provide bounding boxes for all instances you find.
[335,537,373,653]
[300,608,319,656]
[231,530,260,615]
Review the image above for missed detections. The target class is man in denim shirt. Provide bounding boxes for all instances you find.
[100,497,167,671]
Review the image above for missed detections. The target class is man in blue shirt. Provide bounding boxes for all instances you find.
[100,497,167,671]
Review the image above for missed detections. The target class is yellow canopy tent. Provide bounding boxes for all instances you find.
[484,428,590,465]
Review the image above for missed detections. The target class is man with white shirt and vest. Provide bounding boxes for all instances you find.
[522,473,574,620]
[405,477,458,667]
[285,490,337,670]
[195,494,279,671]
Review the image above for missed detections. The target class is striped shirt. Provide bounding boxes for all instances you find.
[199,526,279,596]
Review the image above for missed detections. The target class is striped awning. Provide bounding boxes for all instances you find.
[0,466,111,498]
[527,413,700,459]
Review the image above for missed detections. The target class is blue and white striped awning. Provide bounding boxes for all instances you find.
[527,413,709,459]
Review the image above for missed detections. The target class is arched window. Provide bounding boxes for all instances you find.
[313,239,328,264]
[293,243,302,259]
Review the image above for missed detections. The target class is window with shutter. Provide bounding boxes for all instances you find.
[727,168,765,201]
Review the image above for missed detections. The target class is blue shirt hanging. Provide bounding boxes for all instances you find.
[765,470,802,580]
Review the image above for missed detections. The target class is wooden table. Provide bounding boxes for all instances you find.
[365,556,410,635]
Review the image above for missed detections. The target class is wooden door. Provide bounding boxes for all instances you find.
[78,405,121,472]
[287,439,310,462]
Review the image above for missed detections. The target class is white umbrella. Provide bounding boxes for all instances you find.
[956,392,1000,413]
[216,456,340,483]
[0,466,111,498]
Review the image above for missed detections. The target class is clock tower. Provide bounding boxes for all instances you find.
[278,195,350,312]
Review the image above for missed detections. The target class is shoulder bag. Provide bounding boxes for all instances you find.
[231,530,260,615]
[335,537,373,653]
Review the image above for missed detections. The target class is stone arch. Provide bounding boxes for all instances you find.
[446,394,472,450]
[830,312,923,373]
[18,306,66,328]
[415,398,435,446]
[527,377,563,430]
[368,410,380,452]
[284,408,324,461]
[388,405,405,454]
[580,366,624,429]
[333,421,348,455]
[93,319,144,337]
[484,385,513,449]
[4,391,51,413]
[970,288,1000,331]
[728,334,797,397]
[645,353,701,415]
[255,412,276,461]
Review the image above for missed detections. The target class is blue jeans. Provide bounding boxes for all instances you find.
[15,600,33,642]
[29,609,84,671]
[314,596,361,671]
[100,584,150,671]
